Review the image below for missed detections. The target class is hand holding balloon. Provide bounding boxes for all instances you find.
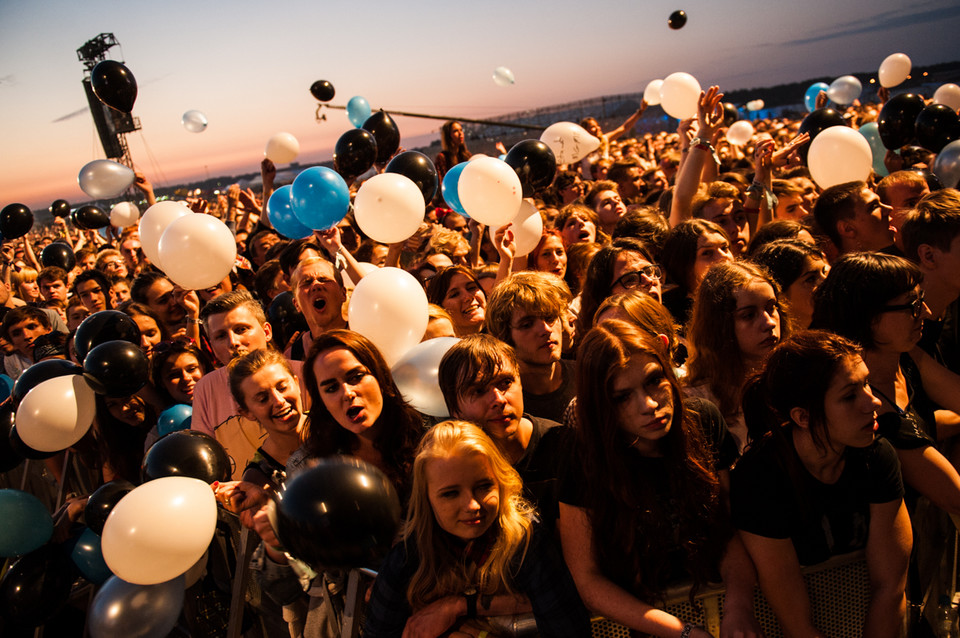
[214,480,269,514]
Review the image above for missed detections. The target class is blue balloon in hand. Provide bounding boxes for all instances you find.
[157,404,193,437]
[347,96,372,128]
[71,528,112,585]
[0,489,53,556]
[291,167,350,230]
[268,186,313,240]
[441,162,470,217]
[805,82,829,113]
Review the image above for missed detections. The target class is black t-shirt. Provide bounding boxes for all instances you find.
[522,359,577,424]
[516,415,574,529]
[875,353,938,450]
[731,437,903,566]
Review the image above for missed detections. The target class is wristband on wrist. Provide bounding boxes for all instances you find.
[680,623,704,638]
[689,138,720,165]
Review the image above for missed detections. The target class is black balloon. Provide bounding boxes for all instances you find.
[84,480,136,535]
[72,204,110,230]
[0,545,76,627]
[275,456,401,569]
[39,241,76,272]
[504,140,557,197]
[668,9,687,29]
[267,291,309,353]
[797,108,846,162]
[142,430,231,484]
[362,110,401,164]
[49,199,70,218]
[877,93,925,151]
[385,151,439,202]
[334,128,378,179]
[310,80,336,102]
[83,340,150,397]
[0,203,34,240]
[722,103,739,128]
[13,359,83,404]
[914,103,960,154]
[0,405,23,472]
[91,60,138,113]
[915,168,944,192]
[74,310,142,364]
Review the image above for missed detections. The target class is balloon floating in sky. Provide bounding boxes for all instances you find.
[91,60,138,113]
[668,10,687,29]
[643,79,663,106]
[265,132,300,164]
[49,199,70,218]
[878,53,911,89]
[181,110,208,133]
[493,66,515,87]
[826,75,862,106]
[310,80,336,102]
[347,96,372,128]
[746,99,765,112]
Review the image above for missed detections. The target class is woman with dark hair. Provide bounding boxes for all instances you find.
[426,265,486,336]
[811,252,960,515]
[577,238,662,340]
[434,121,471,181]
[559,320,759,638]
[686,260,788,449]
[732,330,910,636]
[745,219,816,255]
[529,229,567,280]
[750,239,828,329]
[364,421,591,637]
[94,393,158,483]
[150,341,213,406]
[660,219,734,327]
[119,300,171,360]
[300,329,425,503]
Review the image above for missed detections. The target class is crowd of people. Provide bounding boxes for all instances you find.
[2,82,960,638]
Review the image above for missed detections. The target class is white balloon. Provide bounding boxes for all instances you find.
[659,72,702,119]
[158,213,237,290]
[265,132,300,164]
[933,84,960,112]
[643,79,664,106]
[807,125,873,190]
[342,262,379,288]
[933,140,960,189]
[139,201,191,267]
[826,75,862,105]
[492,66,515,87]
[726,121,755,146]
[539,122,601,165]
[487,199,543,257]
[109,201,139,228]
[102,477,217,585]
[391,337,460,416]
[348,267,429,366]
[354,173,425,244]
[458,156,523,227]
[78,160,135,199]
[746,99,765,112]
[878,53,911,88]
[15,375,96,452]
[181,110,208,133]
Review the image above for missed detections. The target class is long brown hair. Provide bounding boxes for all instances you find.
[575,320,725,601]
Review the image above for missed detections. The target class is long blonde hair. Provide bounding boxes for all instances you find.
[403,420,533,610]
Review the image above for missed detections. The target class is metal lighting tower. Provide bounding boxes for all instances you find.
[77,33,140,167]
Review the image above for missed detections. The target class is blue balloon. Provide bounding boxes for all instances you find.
[441,162,469,217]
[347,96,372,128]
[859,122,889,177]
[290,167,350,230]
[267,186,312,239]
[0,374,12,402]
[157,404,193,437]
[71,528,112,585]
[0,489,53,556]
[805,82,829,113]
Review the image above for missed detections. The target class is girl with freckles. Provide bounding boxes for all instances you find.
[364,420,591,638]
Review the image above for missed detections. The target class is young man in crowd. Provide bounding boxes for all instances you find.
[1,306,54,378]
[813,181,897,258]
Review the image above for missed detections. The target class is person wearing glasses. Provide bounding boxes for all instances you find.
[577,238,662,342]
[484,272,575,423]
[812,252,960,516]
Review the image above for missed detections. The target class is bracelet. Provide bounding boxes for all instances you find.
[689,138,720,165]
[680,623,704,638]
[187,317,201,325]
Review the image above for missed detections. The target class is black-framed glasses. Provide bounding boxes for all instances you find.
[881,292,925,319]
[613,265,662,290]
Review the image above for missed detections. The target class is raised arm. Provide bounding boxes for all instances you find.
[558,503,712,638]
[133,171,157,207]
[605,101,648,143]
[669,86,724,228]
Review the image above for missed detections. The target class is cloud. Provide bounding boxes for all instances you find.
[780,3,960,46]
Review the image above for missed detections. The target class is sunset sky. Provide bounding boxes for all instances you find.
[1,0,959,210]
